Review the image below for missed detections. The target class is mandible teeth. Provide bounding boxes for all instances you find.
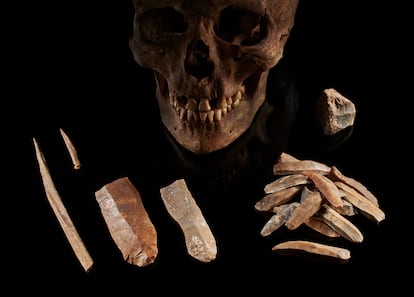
[199,111,208,123]
[226,97,233,112]
[207,110,214,123]
[172,86,245,125]
[215,109,222,121]
[199,98,211,112]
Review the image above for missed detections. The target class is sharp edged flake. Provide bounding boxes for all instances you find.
[95,177,158,267]
[160,179,217,263]
[272,240,351,260]
[257,151,386,260]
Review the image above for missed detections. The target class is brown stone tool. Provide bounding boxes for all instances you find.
[95,177,158,267]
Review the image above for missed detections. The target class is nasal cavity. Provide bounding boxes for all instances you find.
[184,40,214,80]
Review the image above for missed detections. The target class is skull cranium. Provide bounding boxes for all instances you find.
[130,0,299,154]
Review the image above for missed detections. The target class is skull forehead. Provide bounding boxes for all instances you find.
[133,0,295,17]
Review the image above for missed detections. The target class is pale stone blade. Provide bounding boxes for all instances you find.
[272,240,351,260]
[264,173,309,194]
[285,191,323,230]
[335,181,385,223]
[260,202,299,236]
[255,186,302,212]
[95,177,158,267]
[160,179,217,263]
[306,172,344,208]
[317,204,364,243]
[305,217,340,238]
[273,160,331,176]
[277,152,300,162]
[329,165,379,207]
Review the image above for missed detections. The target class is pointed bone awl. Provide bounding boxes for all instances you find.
[95,177,158,267]
[33,138,93,272]
[59,128,81,170]
[160,179,217,263]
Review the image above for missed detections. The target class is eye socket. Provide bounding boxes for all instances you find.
[214,7,267,46]
[139,7,188,43]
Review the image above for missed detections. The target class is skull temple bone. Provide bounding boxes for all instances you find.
[130,0,299,154]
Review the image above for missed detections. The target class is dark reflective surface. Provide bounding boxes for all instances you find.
[9,0,409,295]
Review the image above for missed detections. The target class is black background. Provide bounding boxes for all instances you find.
[7,0,410,294]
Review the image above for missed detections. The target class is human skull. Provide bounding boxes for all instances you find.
[130,0,299,154]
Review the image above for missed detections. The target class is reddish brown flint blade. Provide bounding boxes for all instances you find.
[95,177,158,267]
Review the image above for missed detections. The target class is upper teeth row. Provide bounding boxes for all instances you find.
[170,88,245,124]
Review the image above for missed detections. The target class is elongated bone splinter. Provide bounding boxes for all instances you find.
[33,138,93,272]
